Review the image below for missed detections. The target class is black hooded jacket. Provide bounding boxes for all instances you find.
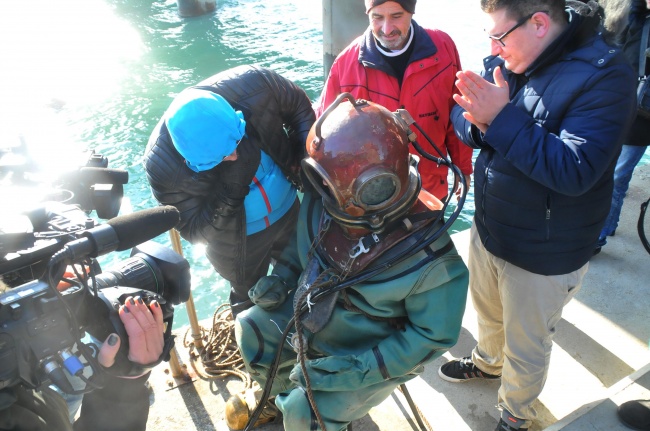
[143,66,315,283]
[620,0,650,146]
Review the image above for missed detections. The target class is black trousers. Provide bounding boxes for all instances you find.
[209,198,300,315]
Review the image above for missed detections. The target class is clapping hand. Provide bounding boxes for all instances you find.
[453,66,510,133]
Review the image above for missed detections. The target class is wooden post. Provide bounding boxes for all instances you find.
[168,346,184,378]
[169,229,204,350]
[166,229,204,378]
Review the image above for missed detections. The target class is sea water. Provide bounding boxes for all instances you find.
[1,0,645,328]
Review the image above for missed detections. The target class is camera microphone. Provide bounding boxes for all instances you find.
[56,206,180,262]
[106,206,180,251]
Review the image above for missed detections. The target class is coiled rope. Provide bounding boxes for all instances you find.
[182,303,252,388]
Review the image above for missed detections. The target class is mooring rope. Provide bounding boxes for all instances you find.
[183,303,252,388]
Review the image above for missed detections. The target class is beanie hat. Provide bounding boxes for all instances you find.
[165,88,246,172]
[365,0,416,14]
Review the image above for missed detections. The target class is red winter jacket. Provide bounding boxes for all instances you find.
[316,20,473,199]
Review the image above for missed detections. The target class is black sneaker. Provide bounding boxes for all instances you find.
[438,357,500,382]
[495,418,528,431]
[617,399,650,430]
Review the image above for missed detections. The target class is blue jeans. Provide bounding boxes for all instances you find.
[598,145,648,246]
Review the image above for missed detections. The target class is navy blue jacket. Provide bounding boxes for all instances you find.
[452,9,637,275]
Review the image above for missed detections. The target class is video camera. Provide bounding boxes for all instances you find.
[0,149,190,395]
[1,145,129,220]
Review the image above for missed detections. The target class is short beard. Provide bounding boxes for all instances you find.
[377,31,408,50]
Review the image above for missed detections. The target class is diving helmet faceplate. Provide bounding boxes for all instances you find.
[302,93,421,232]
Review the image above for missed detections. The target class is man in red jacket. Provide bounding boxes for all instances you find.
[315,0,473,199]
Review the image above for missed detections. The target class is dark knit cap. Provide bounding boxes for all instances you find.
[365,0,416,14]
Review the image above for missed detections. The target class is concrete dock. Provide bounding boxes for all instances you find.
[146,163,650,431]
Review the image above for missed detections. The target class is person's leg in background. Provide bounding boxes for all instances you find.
[597,145,648,252]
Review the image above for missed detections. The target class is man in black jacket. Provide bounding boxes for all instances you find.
[143,66,316,315]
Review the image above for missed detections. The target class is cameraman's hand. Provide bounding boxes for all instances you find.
[57,264,89,291]
[98,296,165,368]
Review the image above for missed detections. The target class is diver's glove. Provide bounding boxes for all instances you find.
[289,353,384,391]
[248,275,289,310]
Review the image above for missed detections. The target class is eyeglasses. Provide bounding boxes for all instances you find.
[487,11,546,47]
